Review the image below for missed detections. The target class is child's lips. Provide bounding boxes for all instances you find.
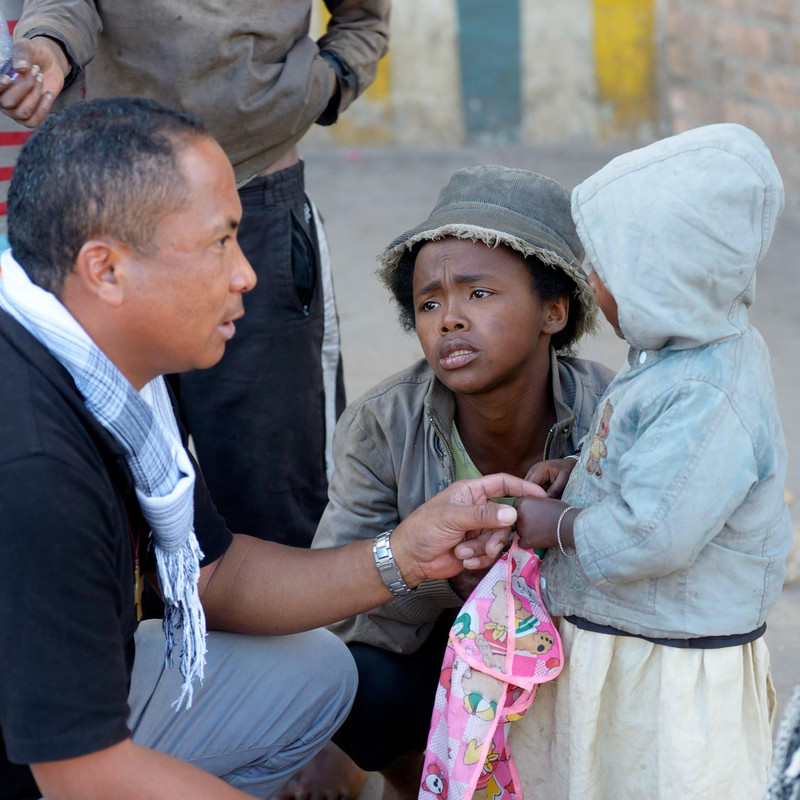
[439,340,479,370]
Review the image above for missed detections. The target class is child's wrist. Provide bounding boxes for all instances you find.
[556,505,580,557]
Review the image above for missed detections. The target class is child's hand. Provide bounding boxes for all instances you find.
[513,496,580,552]
[525,457,578,498]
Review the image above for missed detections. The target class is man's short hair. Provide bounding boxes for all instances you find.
[7,96,207,293]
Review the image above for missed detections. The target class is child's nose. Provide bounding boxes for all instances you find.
[440,319,465,333]
[440,311,467,333]
[439,299,468,333]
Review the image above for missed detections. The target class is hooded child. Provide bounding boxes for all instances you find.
[511,123,793,799]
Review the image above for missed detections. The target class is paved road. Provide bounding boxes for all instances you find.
[303,141,800,730]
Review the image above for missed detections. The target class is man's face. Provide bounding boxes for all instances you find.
[412,238,561,398]
[119,136,256,386]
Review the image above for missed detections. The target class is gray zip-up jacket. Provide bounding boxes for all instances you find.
[543,123,793,639]
[14,0,390,184]
[312,350,613,653]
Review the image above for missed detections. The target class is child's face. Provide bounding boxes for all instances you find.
[587,268,623,339]
[412,238,567,398]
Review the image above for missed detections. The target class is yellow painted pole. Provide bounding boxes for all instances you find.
[593,0,656,138]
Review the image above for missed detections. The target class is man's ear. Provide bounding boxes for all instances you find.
[72,238,127,307]
[542,295,569,335]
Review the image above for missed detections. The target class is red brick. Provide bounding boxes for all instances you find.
[666,40,686,77]
[680,6,712,43]
[745,65,767,97]
[764,72,800,110]
[667,40,707,81]
[748,0,775,16]
[711,18,770,61]
[722,98,777,135]
[767,31,794,67]
[712,55,743,93]
[669,87,710,119]
[705,0,739,12]
[773,111,800,144]
[748,0,793,23]
[742,24,772,61]
[665,6,685,38]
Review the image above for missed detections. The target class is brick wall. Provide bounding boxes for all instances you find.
[663,0,800,207]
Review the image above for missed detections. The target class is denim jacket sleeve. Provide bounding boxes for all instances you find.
[573,379,758,585]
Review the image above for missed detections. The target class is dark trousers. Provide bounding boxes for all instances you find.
[170,161,345,546]
[332,610,458,772]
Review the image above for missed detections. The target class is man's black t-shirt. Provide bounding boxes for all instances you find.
[0,312,233,799]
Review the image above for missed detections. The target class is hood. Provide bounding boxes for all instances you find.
[571,124,784,351]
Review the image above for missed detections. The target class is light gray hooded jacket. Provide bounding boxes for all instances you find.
[542,124,793,639]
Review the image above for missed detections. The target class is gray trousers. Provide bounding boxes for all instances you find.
[128,620,358,798]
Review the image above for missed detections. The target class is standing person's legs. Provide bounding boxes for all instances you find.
[129,619,358,799]
[171,160,345,546]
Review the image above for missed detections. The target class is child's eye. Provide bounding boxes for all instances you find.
[471,289,492,299]
[419,299,439,313]
[218,235,232,247]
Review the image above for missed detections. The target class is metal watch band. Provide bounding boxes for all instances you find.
[372,530,413,596]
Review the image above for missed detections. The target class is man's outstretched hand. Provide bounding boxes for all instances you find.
[390,473,546,586]
[0,37,68,127]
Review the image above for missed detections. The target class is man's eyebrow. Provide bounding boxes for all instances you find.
[214,217,240,235]
[414,273,492,296]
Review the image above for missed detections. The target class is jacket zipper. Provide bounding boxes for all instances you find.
[543,422,557,461]
[429,414,456,483]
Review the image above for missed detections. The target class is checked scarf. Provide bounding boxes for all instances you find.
[0,250,206,710]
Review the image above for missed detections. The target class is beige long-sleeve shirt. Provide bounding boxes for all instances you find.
[14,0,390,184]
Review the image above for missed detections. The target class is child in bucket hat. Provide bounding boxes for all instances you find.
[310,165,614,799]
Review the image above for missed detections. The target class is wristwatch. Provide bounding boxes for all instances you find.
[372,530,414,596]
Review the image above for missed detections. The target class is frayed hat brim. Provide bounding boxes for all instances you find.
[379,223,598,342]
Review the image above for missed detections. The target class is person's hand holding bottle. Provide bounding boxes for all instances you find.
[0,17,68,128]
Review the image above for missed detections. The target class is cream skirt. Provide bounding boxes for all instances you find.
[508,619,776,799]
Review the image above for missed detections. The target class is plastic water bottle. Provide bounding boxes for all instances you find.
[0,9,17,80]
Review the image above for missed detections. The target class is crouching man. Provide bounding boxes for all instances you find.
[0,97,538,800]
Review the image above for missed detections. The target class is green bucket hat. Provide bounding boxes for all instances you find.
[379,165,598,347]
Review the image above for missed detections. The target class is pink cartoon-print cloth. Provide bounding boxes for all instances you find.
[419,541,563,800]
